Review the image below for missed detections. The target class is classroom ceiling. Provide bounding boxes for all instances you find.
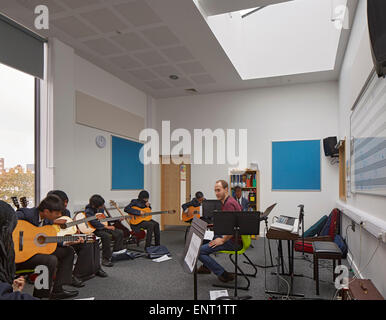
[0,0,358,99]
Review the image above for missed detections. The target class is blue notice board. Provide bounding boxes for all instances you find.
[112,135,144,190]
[272,140,321,191]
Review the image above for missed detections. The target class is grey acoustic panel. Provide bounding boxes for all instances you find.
[168,77,193,88]
[60,0,97,9]
[75,91,144,141]
[16,0,66,14]
[151,65,181,78]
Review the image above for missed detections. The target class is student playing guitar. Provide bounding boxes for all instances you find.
[124,190,160,249]
[47,190,108,281]
[84,195,124,267]
[181,191,205,223]
[15,195,80,299]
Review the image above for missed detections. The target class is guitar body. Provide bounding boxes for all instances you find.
[182,206,201,222]
[130,206,152,225]
[75,212,96,234]
[53,216,77,236]
[13,220,57,264]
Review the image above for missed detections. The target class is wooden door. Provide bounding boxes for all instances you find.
[161,157,191,229]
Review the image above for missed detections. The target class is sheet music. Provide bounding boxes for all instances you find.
[209,290,228,300]
[184,232,201,272]
[153,254,172,263]
[204,230,214,240]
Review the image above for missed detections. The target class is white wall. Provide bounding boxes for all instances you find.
[155,81,339,231]
[49,38,151,214]
[338,0,386,297]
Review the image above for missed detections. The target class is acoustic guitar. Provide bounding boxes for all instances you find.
[13,220,95,263]
[181,205,201,222]
[53,215,100,237]
[129,206,176,225]
[75,211,131,234]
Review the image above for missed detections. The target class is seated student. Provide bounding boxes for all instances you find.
[197,180,242,283]
[124,190,160,249]
[47,190,107,280]
[85,195,124,267]
[182,191,205,222]
[233,186,249,211]
[0,201,37,300]
[15,195,79,299]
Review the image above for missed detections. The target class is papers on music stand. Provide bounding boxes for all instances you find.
[204,230,214,240]
[153,254,172,263]
[210,290,229,300]
[184,232,201,272]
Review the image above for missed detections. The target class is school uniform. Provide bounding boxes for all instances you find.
[0,282,37,300]
[84,205,124,261]
[15,208,74,298]
[234,196,249,211]
[124,199,160,248]
[62,209,101,280]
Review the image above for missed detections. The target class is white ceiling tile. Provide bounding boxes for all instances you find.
[133,51,167,66]
[82,38,123,56]
[109,55,142,69]
[144,79,172,90]
[190,74,216,85]
[80,8,127,33]
[110,32,150,51]
[58,0,97,9]
[141,26,180,46]
[167,77,193,88]
[128,69,158,81]
[113,0,162,27]
[151,65,181,78]
[161,46,194,63]
[177,61,206,75]
[16,0,66,14]
[52,16,96,38]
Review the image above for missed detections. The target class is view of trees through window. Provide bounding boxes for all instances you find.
[0,63,35,206]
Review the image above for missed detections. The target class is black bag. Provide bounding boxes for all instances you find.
[145,245,170,259]
[111,249,146,262]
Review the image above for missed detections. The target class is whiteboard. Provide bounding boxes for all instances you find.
[350,72,386,196]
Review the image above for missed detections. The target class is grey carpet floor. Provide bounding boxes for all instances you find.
[24,229,352,300]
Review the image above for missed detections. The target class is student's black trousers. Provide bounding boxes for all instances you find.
[132,220,160,248]
[94,228,124,260]
[72,242,101,279]
[16,246,74,298]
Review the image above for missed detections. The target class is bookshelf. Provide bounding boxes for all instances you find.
[229,169,260,211]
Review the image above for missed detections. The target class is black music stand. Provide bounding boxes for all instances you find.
[181,217,208,300]
[298,204,305,257]
[213,211,261,300]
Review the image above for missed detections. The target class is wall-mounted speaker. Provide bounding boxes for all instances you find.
[368,0,386,77]
[323,137,339,157]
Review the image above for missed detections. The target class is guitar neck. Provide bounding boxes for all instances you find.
[44,235,89,243]
[99,215,130,223]
[141,210,170,217]
[65,216,97,227]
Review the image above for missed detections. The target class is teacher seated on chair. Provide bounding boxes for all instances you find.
[197,180,242,283]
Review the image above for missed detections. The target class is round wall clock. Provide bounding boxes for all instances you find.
[95,135,106,148]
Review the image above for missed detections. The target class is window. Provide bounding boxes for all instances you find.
[0,63,39,207]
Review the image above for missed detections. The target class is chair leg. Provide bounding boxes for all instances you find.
[315,256,319,295]
[333,259,336,281]
[213,254,250,291]
[239,253,257,278]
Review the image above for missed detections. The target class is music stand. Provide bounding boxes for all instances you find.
[181,217,208,300]
[244,203,277,269]
[201,199,222,224]
[213,211,261,300]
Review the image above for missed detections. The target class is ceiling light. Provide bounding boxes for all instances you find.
[169,74,179,80]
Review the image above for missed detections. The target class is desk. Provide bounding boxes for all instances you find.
[266,228,304,298]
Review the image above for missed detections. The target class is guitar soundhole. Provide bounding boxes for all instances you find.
[37,235,46,245]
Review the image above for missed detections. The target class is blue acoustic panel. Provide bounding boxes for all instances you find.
[272,140,321,190]
[112,135,144,190]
